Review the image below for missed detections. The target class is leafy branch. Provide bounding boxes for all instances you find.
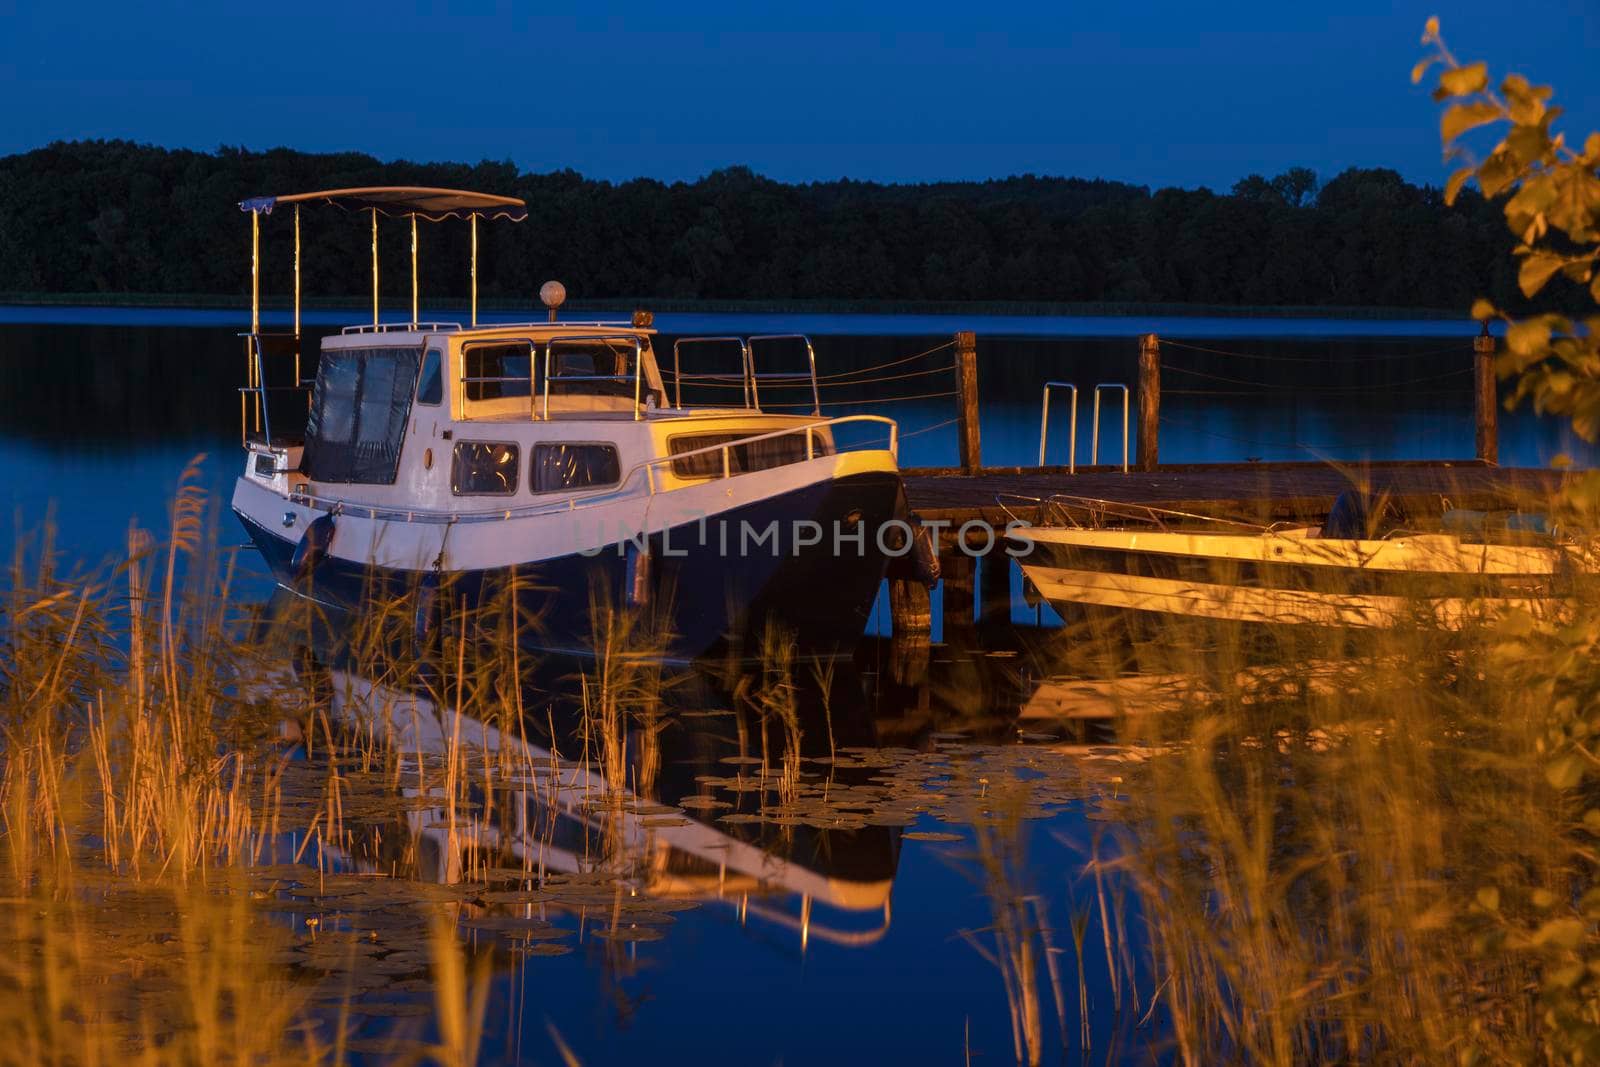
[1419,17,1600,443]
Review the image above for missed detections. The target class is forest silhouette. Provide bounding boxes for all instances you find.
[0,140,1550,313]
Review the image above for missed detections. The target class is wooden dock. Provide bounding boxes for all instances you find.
[902,460,1565,542]
[874,329,1565,635]
[882,459,1566,641]
[901,327,1536,540]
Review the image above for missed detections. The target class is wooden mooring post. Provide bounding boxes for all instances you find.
[1138,333,1160,471]
[1475,324,1498,465]
[976,549,1012,627]
[888,579,931,635]
[955,331,981,474]
[941,553,976,632]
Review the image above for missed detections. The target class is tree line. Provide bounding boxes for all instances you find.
[0,140,1558,312]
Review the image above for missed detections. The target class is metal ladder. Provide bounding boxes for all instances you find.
[1037,381,1130,472]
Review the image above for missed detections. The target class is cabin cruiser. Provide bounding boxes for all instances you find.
[1008,492,1589,630]
[230,187,904,660]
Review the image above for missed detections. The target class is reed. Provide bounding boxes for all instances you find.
[14,440,1594,1067]
[0,462,559,1063]
[1045,504,1596,1065]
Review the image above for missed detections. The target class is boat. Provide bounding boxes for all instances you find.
[1007,492,1588,630]
[229,187,905,661]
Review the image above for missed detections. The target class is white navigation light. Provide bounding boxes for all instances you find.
[540,280,567,322]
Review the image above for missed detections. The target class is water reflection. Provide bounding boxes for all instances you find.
[236,588,1151,1064]
[297,651,901,955]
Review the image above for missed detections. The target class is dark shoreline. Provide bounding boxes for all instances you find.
[0,291,1466,320]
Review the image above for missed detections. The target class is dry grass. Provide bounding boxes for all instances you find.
[1037,527,1593,1065]
[7,453,1593,1066]
[0,461,618,1064]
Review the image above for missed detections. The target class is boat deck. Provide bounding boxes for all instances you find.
[902,460,1565,542]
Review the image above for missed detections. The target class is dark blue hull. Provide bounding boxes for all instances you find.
[238,472,905,662]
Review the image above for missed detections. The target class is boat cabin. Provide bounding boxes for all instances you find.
[246,319,844,510]
[234,187,885,515]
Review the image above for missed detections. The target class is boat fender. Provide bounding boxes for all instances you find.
[291,513,336,580]
[1321,490,1371,539]
[1318,492,1408,543]
[413,571,440,645]
[1323,490,1410,540]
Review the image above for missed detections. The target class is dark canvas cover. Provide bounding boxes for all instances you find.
[303,346,422,484]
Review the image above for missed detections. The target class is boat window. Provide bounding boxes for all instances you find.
[314,352,360,445]
[464,343,533,401]
[668,430,831,479]
[531,443,621,493]
[451,441,520,496]
[358,354,401,438]
[555,351,596,377]
[302,346,421,484]
[417,348,443,405]
[546,341,634,400]
[545,340,668,409]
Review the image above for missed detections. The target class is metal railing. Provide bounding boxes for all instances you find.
[669,334,821,415]
[1092,383,1130,472]
[340,319,642,336]
[748,335,821,416]
[462,319,635,331]
[342,321,463,334]
[281,414,898,524]
[1038,380,1130,473]
[238,332,311,445]
[541,335,646,420]
[672,336,753,408]
[1038,381,1078,471]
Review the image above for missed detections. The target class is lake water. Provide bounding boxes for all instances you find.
[1,306,1587,1065]
[2,306,1590,567]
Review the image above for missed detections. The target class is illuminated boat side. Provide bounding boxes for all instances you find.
[229,187,906,660]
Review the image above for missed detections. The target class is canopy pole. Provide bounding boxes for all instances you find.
[470,214,478,327]
[410,213,419,329]
[250,210,260,334]
[371,208,379,327]
[247,209,259,440]
[293,205,301,336]
[293,205,302,386]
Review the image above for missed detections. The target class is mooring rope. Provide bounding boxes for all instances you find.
[1158,413,1340,453]
[1161,338,1478,363]
[761,389,961,408]
[812,339,957,381]
[814,362,956,389]
[1162,362,1474,392]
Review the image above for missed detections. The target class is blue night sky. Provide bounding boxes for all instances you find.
[4,1,1598,191]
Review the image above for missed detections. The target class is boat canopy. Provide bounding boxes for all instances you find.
[238,184,526,345]
[239,186,527,222]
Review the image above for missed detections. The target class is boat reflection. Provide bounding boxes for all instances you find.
[259,590,902,955]
[234,586,1161,1062]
